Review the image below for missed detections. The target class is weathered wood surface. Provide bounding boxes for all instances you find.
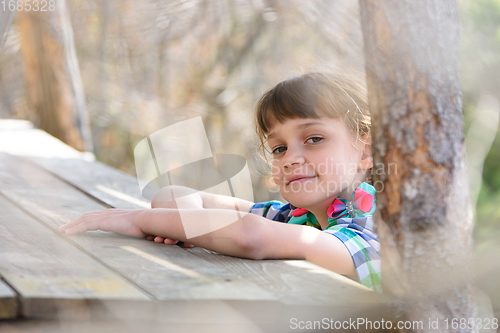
[0,279,17,319]
[0,120,85,159]
[0,119,150,208]
[0,121,386,328]
[31,157,151,209]
[0,195,150,317]
[187,247,379,306]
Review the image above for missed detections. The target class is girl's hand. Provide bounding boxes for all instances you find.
[59,209,147,237]
[145,235,195,248]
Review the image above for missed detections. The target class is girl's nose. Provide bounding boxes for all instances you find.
[282,147,305,168]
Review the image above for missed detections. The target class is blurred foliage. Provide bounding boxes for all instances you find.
[460,0,500,246]
[460,0,500,314]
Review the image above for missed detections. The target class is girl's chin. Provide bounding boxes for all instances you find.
[284,195,328,209]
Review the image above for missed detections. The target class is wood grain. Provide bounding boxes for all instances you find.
[186,247,384,320]
[0,279,17,319]
[30,156,151,209]
[0,196,150,318]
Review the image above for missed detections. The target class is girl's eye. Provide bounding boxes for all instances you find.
[306,137,323,144]
[272,146,287,154]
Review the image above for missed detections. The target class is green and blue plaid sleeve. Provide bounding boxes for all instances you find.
[248,201,292,222]
[324,216,382,293]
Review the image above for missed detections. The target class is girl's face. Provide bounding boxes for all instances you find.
[267,117,371,210]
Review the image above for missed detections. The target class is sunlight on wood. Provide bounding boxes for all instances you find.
[95,185,150,208]
[0,120,94,160]
[283,260,370,290]
[120,246,210,281]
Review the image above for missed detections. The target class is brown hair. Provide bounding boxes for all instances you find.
[255,71,371,158]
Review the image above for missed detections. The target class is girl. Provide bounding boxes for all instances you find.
[59,71,381,292]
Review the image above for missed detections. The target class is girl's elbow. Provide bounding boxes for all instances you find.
[151,186,172,208]
[239,241,265,260]
[235,217,266,260]
[151,185,195,208]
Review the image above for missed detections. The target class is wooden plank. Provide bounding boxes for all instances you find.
[0,121,148,209]
[188,247,379,304]
[0,311,283,333]
[0,123,87,160]
[0,279,17,319]
[0,154,276,304]
[31,157,151,209]
[0,154,70,191]
[0,195,151,318]
[0,120,147,209]
[186,247,384,321]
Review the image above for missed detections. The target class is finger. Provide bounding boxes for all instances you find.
[62,218,103,235]
[183,243,195,248]
[59,217,86,232]
[146,235,155,241]
[163,238,179,245]
[59,211,105,232]
[154,236,166,243]
[65,214,122,235]
[60,218,88,234]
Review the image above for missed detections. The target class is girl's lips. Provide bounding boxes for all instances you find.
[286,176,316,185]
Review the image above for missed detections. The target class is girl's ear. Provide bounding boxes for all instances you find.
[358,134,373,171]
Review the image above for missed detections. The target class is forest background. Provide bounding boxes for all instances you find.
[1,0,499,312]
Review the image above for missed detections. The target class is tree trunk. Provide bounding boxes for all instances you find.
[17,0,92,152]
[359,0,478,331]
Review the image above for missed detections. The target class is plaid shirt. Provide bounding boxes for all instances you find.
[249,200,382,293]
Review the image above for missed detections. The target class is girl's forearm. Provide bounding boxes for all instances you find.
[140,207,317,262]
[151,185,254,212]
[137,208,348,271]
[136,208,262,259]
[60,206,355,277]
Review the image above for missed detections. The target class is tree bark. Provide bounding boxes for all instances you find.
[17,0,92,152]
[359,0,478,331]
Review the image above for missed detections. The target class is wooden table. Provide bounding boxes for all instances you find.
[0,120,385,332]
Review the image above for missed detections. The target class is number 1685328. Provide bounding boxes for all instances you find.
[2,0,55,12]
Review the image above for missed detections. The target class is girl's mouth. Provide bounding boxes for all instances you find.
[286,176,316,185]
